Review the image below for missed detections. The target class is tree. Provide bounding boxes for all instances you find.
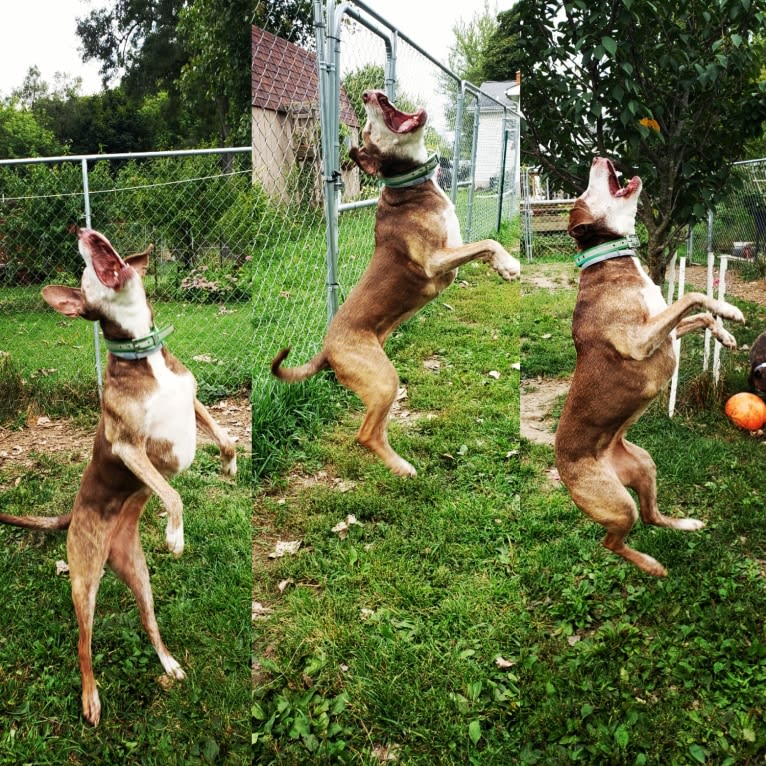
[0,103,63,158]
[517,0,766,283]
[481,7,523,82]
[76,0,315,147]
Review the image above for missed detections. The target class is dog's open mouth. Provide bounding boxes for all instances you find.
[606,159,640,198]
[373,92,427,134]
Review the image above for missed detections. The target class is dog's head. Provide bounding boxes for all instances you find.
[42,228,155,339]
[568,157,642,251]
[349,90,428,179]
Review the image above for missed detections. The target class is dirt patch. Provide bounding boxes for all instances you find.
[684,263,766,306]
[521,377,570,446]
[0,394,252,473]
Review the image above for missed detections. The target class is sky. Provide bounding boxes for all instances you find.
[0,0,513,99]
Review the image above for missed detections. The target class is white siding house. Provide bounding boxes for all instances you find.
[474,79,520,190]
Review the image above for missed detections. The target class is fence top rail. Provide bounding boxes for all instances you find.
[732,156,766,167]
[339,0,462,87]
[522,198,577,206]
[0,146,251,168]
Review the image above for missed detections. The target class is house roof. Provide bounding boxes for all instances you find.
[477,80,516,110]
[251,25,359,128]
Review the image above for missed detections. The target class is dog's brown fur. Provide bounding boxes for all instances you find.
[0,228,237,725]
[555,157,744,576]
[272,90,519,476]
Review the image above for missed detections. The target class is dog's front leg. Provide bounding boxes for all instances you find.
[424,240,520,281]
[623,292,744,360]
[675,312,737,348]
[112,444,185,556]
[193,400,237,477]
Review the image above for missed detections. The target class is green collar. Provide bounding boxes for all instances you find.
[382,153,439,188]
[575,235,641,270]
[104,325,174,360]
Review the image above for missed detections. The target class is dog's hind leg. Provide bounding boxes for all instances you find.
[565,461,668,577]
[67,511,110,725]
[332,342,416,477]
[108,490,186,681]
[613,439,704,533]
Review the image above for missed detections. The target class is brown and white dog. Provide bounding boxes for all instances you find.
[272,90,520,476]
[555,157,744,576]
[0,228,237,725]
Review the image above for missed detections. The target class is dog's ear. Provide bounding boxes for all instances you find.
[80,230,132,290]
[125,243,154,278]
[568,200,594,239]
[42,285,88,318]
[349,145,380,177]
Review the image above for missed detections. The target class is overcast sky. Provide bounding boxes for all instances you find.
[0,0,512,98]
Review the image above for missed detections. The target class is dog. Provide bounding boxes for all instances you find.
[749,331,766,395]
[554,157,745,576]
[0,228,237,725]
[271,90,520,476]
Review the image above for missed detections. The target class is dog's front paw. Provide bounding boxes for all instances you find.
[222,450,237,477]
[165,519,184,557]
[492,251,521,281]
[715,327,738,349]
[715,301,745,324]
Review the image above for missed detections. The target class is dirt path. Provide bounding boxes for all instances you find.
[0,394,251,474]
[521,378,569,446]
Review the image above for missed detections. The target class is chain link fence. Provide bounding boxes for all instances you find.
[1,3,520,473]
[0,148,256,422]
[520,166,576,262]
[686,159,766,278]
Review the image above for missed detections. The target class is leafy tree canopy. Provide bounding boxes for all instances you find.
[517,0,766,282]
[0,103,63,158]
[481,6,523,82]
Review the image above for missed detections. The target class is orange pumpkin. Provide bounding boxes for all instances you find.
[724,392,766,431]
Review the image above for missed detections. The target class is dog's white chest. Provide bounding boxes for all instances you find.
[434,185,463,248]
[145,353,197,471]
[634,258,667,317]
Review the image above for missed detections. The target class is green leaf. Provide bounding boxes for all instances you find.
[468,719,482,746]
[615,724,629,748]
[689,744,707,764]
[601,36,617,56]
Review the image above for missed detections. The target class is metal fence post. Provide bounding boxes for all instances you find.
[316,0,341,323]
[80,157,103,398]
[495,117,509,233]
[465,86,481,242]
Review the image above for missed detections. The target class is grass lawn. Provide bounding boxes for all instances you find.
[0,442,252,764]
[253,247,521,764]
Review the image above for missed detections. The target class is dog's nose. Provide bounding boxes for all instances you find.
[362,91,370,103]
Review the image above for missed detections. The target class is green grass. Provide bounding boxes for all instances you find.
[516,260,766,765]
[0,445,252,764]
[0,297,252,421]
[253,254,521,764]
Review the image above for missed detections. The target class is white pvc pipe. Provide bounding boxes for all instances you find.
[668,257,686,417]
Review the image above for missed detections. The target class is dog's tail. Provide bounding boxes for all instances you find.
[0,512,72,530]
[271,347,329,383]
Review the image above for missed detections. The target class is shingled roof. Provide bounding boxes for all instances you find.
[251,26,359,128]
